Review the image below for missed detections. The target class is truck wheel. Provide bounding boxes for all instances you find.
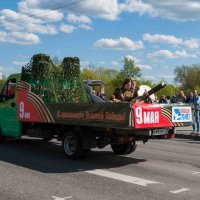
[127,142,137,154]
[111,142,136,155]
[62,131,84,159]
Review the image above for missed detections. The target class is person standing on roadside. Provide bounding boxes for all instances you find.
[158,95,168,104]
[189,90,200,136]
[174,89,187,103]
[186,90,193,103]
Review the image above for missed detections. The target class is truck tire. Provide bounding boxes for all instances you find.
[126,142,137,154]
[62,131,84,159]
[111,142,137,155]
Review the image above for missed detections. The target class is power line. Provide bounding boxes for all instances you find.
[0,0,88,24]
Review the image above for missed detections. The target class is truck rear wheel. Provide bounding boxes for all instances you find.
[62,131,84,159]
[126,142,137,154]
[111,142,137,155]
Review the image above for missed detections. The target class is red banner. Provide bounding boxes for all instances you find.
[18,89,41,122]
[133,103,172,128]
[17,81,54,123]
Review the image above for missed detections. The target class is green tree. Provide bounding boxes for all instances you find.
[174,64,200,94]
[118,57,141,80]
[155,84,177,99]
[95,67,118,78]
[0,80,6,90]
[81,69,100,80]
[174,65,188,87]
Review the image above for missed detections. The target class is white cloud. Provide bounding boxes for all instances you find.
[0,31,40,45]
[124,55,140,63]
[143,33,183,46]
[0,9,41,24]
[119,0,155,16]
[67,13,91,24]
[27,24,57,35]
[138,64,152,70]
[143,74,175,83]
[111,61,119,66]
[141,0,200,21]
[18,2,64,22]
[143,33,200,49]
[184,39,200,49]
[60,24,76,33]
[0,9,58,35]
[13,0,200,24]
[148,49,197,59]
[120,0,200,21]
[5,0,200,32]
[79,24,93,30]
[94,37,144,51]
[12,61,28,66]
[19,0,120,21]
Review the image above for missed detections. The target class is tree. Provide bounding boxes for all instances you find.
[155,84,178,99]
[118,57,141,80]
[0,80,6,90]
[174,65,188,87]
[95,67,118,78]
[81,69,100,80]
[174,64,200,94]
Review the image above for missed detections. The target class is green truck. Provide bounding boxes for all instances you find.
[0,55,193,159]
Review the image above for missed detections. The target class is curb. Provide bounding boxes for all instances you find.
[173,126,200,140]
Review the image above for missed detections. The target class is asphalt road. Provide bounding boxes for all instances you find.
[0,135,200,200]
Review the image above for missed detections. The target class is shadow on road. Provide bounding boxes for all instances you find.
[176,134,200,141]
[0,138,146,173]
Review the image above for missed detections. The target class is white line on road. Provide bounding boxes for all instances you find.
[52,196,72,200]
[192,171,200,175]
[170,188,190,194]
[85,169,160,187]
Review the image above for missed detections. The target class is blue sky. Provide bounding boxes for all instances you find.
[0,0,200,84]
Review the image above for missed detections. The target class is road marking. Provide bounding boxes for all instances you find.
[52,196,72,200]
[192,171,200,175]
[85,169,159,187]
[170,188,190,194]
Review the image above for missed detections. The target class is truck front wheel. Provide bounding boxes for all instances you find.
[111,142,137,155]
[62,131,84,159]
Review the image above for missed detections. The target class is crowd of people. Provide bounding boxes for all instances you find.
[150,89,200,137]
[96,78,200,137]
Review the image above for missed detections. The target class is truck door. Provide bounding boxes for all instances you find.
[0,78,22,137]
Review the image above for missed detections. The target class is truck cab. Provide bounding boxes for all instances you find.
[0,76,21,140]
